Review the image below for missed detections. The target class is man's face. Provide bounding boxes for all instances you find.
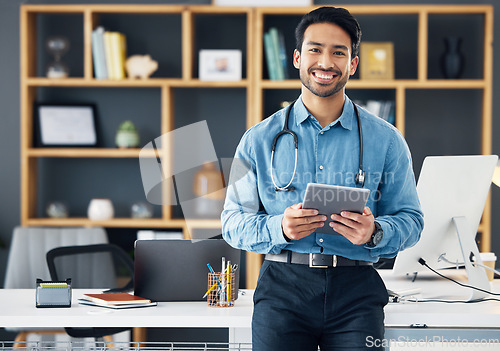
[293,22,358,98]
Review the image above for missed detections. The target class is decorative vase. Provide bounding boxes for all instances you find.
[192,162,225,218]
[440,36,464,79]
[115,121,140,148]
[87,198,114,221]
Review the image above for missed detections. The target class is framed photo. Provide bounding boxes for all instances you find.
[199,50,242,81]
[360,42,394,80]
[35,103,98,147]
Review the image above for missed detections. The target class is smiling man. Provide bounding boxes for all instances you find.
[222,6,423,351]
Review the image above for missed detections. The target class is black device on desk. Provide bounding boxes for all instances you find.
[134,239,241,302]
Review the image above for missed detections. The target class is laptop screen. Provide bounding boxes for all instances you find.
[134,239,241,302]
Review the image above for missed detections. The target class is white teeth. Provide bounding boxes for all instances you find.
[315,72,334,79]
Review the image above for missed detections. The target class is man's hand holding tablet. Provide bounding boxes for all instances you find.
[282,183,375,246]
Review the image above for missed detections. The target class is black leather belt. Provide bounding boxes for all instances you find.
[265,251,373,268]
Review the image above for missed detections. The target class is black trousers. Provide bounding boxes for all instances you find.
[252,260,388,351]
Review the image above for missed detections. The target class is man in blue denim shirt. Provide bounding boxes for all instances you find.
[222,6,423,351]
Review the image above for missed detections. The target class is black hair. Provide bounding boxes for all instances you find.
[295,6,362,57]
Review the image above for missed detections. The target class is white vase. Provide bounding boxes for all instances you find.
[87,198,114,221]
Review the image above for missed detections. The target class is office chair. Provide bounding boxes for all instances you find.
[3,226,108,345]
[46,243,134,339]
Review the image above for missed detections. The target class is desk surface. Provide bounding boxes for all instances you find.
[0,289,253,329]
[383,269,500,328]
[1,270,499,329]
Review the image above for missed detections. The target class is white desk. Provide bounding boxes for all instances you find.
[0,289,253,329]
[381,269,500,348]
[1,270,499,346]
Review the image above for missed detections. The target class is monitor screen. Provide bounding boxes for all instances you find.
[393,155,497,276]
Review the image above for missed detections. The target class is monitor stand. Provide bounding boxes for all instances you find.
[453,216,491,301]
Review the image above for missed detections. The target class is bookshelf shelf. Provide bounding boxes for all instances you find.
[26,148,151,158]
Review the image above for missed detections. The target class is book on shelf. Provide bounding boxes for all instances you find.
[110,32,127,79]
[263,27,288,81]
[103,31,116,79]
[101,30,127,80]
[82,292,151,305]
[78,299,157,309]
[263,31,278,80]
[268,28,284,80]
[277,30,289,80]
[91,26,108,79]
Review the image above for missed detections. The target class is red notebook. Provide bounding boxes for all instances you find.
[83,292,151,305]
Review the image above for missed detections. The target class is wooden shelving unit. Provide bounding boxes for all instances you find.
[20,4,254,225]
[20,4,493,288]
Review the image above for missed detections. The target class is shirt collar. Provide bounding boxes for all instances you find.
[294,95,354,131]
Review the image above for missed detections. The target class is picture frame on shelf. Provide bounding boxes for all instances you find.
[35,103,98,147]
[360,42,394,80]
[199,49,242,81]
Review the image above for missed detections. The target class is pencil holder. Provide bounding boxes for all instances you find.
[207,272,235,307]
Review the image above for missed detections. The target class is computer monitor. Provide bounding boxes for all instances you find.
[392,155,498,300]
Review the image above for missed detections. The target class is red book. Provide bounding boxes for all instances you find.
[83,292,151,305]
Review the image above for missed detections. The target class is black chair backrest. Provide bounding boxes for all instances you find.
[46,243,135,339]
[46,243,134,293]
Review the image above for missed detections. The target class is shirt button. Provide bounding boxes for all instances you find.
[319,165,324,170]
[320,131,324,135]
[319,238,324,243]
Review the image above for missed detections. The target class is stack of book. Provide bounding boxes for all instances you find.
[91,26,127,80]
[263,27,289,81]
[78,292,157,309]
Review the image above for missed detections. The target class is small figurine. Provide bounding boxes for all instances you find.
[125,55,158,79]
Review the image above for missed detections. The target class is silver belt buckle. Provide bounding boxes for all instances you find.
[309,253,337,268]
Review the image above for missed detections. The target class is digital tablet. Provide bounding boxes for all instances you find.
[302,183,370,235]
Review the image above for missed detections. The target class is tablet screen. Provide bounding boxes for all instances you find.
[302,183,370,235]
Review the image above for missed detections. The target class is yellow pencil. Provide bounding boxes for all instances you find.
[203,283,218,299]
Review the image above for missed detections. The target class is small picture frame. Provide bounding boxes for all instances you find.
[199,49,242,81]
[35,103,97,147]
[360,42,394,80]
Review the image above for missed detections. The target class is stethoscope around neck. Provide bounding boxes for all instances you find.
[270,100,365,192]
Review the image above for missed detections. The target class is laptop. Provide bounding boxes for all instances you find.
[134,239,241,302]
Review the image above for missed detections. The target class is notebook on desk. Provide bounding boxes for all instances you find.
[134,239,241,302]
